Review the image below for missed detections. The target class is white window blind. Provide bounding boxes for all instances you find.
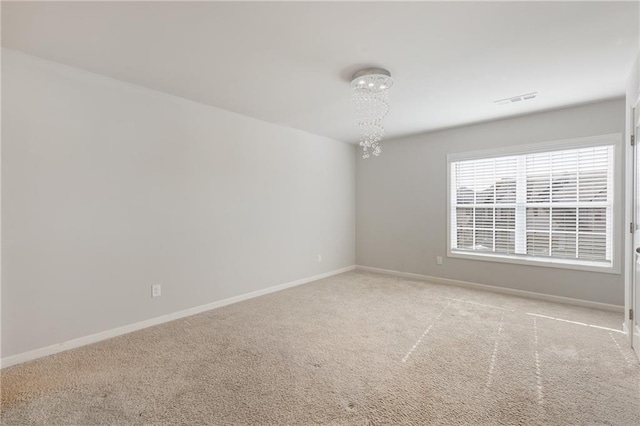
[450,144,614,269]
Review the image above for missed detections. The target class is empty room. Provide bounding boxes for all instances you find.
[2,1,640,424]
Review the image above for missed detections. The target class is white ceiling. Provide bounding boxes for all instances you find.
[2,1,638,143]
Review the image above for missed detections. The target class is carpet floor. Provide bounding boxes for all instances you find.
[1,270,639,425]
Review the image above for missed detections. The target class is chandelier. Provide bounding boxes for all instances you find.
[351,68,393,158]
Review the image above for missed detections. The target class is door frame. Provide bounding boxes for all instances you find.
[628,95,640,352]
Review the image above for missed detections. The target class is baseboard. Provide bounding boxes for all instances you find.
[1,265,356,369]
[356,265,624,313]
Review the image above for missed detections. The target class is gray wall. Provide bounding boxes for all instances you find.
[357,98,626,306]
[1,50,356,358]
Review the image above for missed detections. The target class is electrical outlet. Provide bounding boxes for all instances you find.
[436,256,443,265]
[318,254,322,263]
[152,284,162,298]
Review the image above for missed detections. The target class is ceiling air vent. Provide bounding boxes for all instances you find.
[494,92,538,105]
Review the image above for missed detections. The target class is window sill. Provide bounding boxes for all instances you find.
[447,250,620,274]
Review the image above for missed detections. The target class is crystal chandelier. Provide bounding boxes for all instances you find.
[351,68,393,158]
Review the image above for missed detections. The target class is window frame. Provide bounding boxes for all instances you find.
[446,133,622,274]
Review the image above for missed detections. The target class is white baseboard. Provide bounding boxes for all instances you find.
[1,265,356,369]
[356,265,624,313]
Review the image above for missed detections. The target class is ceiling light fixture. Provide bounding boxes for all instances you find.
[351,68,393,158]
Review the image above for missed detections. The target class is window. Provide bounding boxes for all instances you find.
[448,134,620,272]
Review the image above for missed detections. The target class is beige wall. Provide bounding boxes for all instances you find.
[1,50,356,358]
[357,99,626,306]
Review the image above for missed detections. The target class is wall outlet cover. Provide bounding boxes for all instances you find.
[152,284,162,298]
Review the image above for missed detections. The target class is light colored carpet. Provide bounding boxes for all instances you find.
[1,270,639,425]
